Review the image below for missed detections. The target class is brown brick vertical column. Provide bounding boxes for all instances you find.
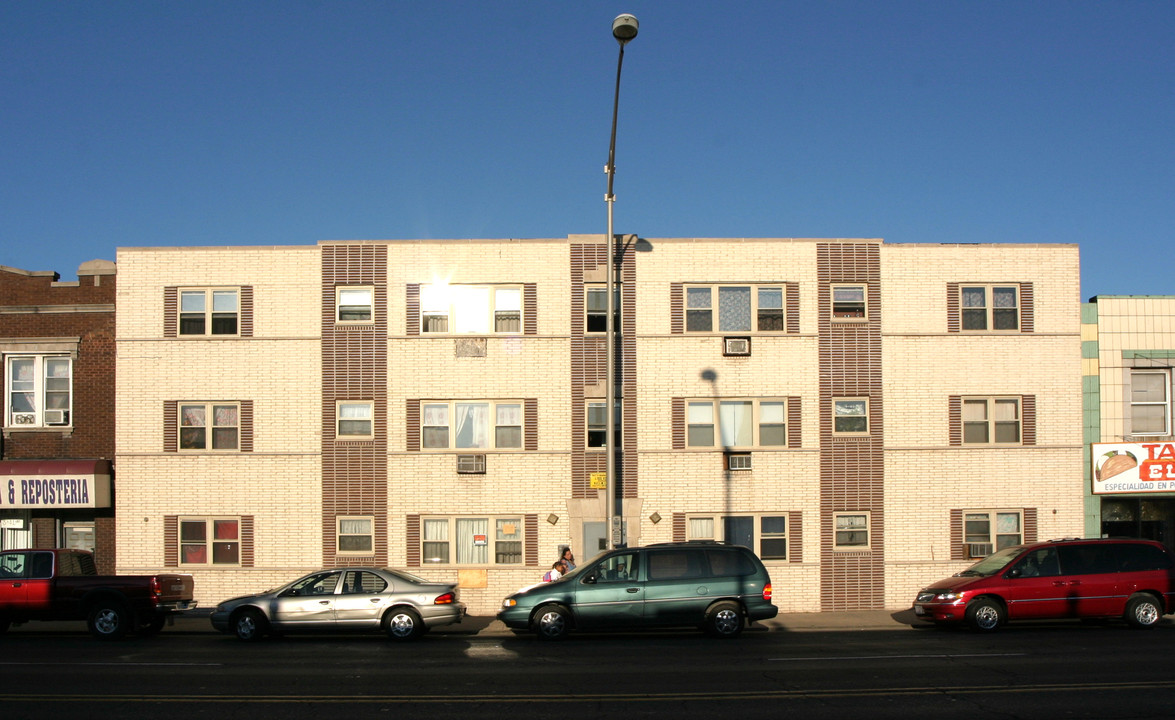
[321,244,389,566]
[818,242,884,610]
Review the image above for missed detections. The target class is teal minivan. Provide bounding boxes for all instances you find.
[497,542,778,639]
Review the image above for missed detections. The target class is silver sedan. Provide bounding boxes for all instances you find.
[210,567,465,641]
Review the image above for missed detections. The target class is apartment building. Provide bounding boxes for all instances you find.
[1085,296,1175,545]
[1,261,117,572]
[114,238,1084,614]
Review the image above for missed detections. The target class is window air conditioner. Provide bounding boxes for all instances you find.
[726,453,753,471]
[723,337,751,356]
[44,410,69,426]
[456,454,487,474]
[967,543,994,558]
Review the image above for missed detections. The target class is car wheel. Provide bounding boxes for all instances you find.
[1125,593,1163,629]
[233,608,267,642]
[384,608,424,641]
[534,605,570,640]
[88,601,131,641]
[965,598,1004,632]
[704,601,744,638]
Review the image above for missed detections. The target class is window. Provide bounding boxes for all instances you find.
[5,354,72,428]
[421,401,522,450]
[961,285,1019,331]
[833,398,869,435]
[585,287,620,333]
[179,289,239,336]
[964,510,1023,551]
[834,512,870,549]
[686,399,787,448]
[337,401,374,439]
[1131,369,1170,436]
[421,516,523,565]
[336,287,374,323]
[962,397,1020,444]
[179,403,239,451]
[420,284,522,334]
[337,516,374,554]
[587,400,622,448]
[684,285,787,333]
[179,518,240,565]
[831,284,866,319]
[687,514,789,560]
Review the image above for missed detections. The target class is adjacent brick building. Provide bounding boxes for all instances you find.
[114,238,1085,613]
[0,260,117,573]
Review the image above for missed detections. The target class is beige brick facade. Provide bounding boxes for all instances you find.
[115,238,1084,614]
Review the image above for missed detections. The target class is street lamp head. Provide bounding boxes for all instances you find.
[612,14,638,45]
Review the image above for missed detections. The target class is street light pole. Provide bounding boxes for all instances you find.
[605,13,637,550]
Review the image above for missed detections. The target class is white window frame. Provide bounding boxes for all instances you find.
[585,286,621,334]
[4,354,72,429]
[420,516,523,566]
[335,286,374,324]
[685,398,787,449]
[686,513,789,560]
[962,396,1021,445]
[178,402,241,452]
[336,401,374,440]
[832,397,870,436]
[421,400,523,450]
[336,516,375,555]
[963,509,1023,551]
[178,288,240,336]
[178,517,241,566]
[420,284,523,334]
[683,284,788,333]
[1130,369,1171,436]
[831,283,867,321]
[586,400,622,449]
[960,284,1020,332]
[833,512,871,550]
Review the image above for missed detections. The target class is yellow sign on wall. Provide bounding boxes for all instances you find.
[589,472,607,489]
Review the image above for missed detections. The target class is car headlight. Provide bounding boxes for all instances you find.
[502,598,517,608]
[934,590,963,602]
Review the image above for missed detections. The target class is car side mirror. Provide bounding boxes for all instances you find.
[1006,567,1022,579]
[582,572,597,585]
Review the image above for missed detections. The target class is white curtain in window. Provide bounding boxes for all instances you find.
[495,288,521,311]
[689,517,715,540]
[181,406,206,427]
[455,403,489,448]
[420,284,448,313]
[456,518,489,564]
[496,403,522,427]
[339,403,370,420]
[422,404,449,426]
[719,401,753,447]
[339,518,371,535]
[688,402,713,424]
[423,519,448,541]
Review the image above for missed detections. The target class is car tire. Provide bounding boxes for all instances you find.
[534,605,570,640]
[965,597,1004,632]
[704,601,744,638]
[87,601,131,641]
[384,608,424,641]
[1124,593,1163,629]
[233,608,267,642]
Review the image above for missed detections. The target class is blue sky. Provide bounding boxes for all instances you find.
[2,1,1172,298]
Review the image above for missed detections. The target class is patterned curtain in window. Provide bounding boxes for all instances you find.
[718,286,751,332]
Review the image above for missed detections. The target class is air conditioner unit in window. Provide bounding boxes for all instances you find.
[967,542,994,558]
[456,454,486,474]
[726,453,753,471]
[723,337,751,356]
[44,410,69,426]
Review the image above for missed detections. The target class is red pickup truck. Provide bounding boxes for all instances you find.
[0,548,196,640]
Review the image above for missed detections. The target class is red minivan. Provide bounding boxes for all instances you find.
[913,538,1175,631]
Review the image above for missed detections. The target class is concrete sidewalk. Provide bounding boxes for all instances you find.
[8,608,923,637]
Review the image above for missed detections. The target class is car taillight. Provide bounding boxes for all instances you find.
[762,583,773,601]
[434,592,455,605]
[150,577,162,603]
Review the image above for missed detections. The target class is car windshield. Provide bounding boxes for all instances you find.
[954,545,1026,577]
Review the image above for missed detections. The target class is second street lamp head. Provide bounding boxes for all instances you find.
[612,14,638,44]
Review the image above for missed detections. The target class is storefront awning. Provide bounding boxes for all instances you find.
[0,459,112,509]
